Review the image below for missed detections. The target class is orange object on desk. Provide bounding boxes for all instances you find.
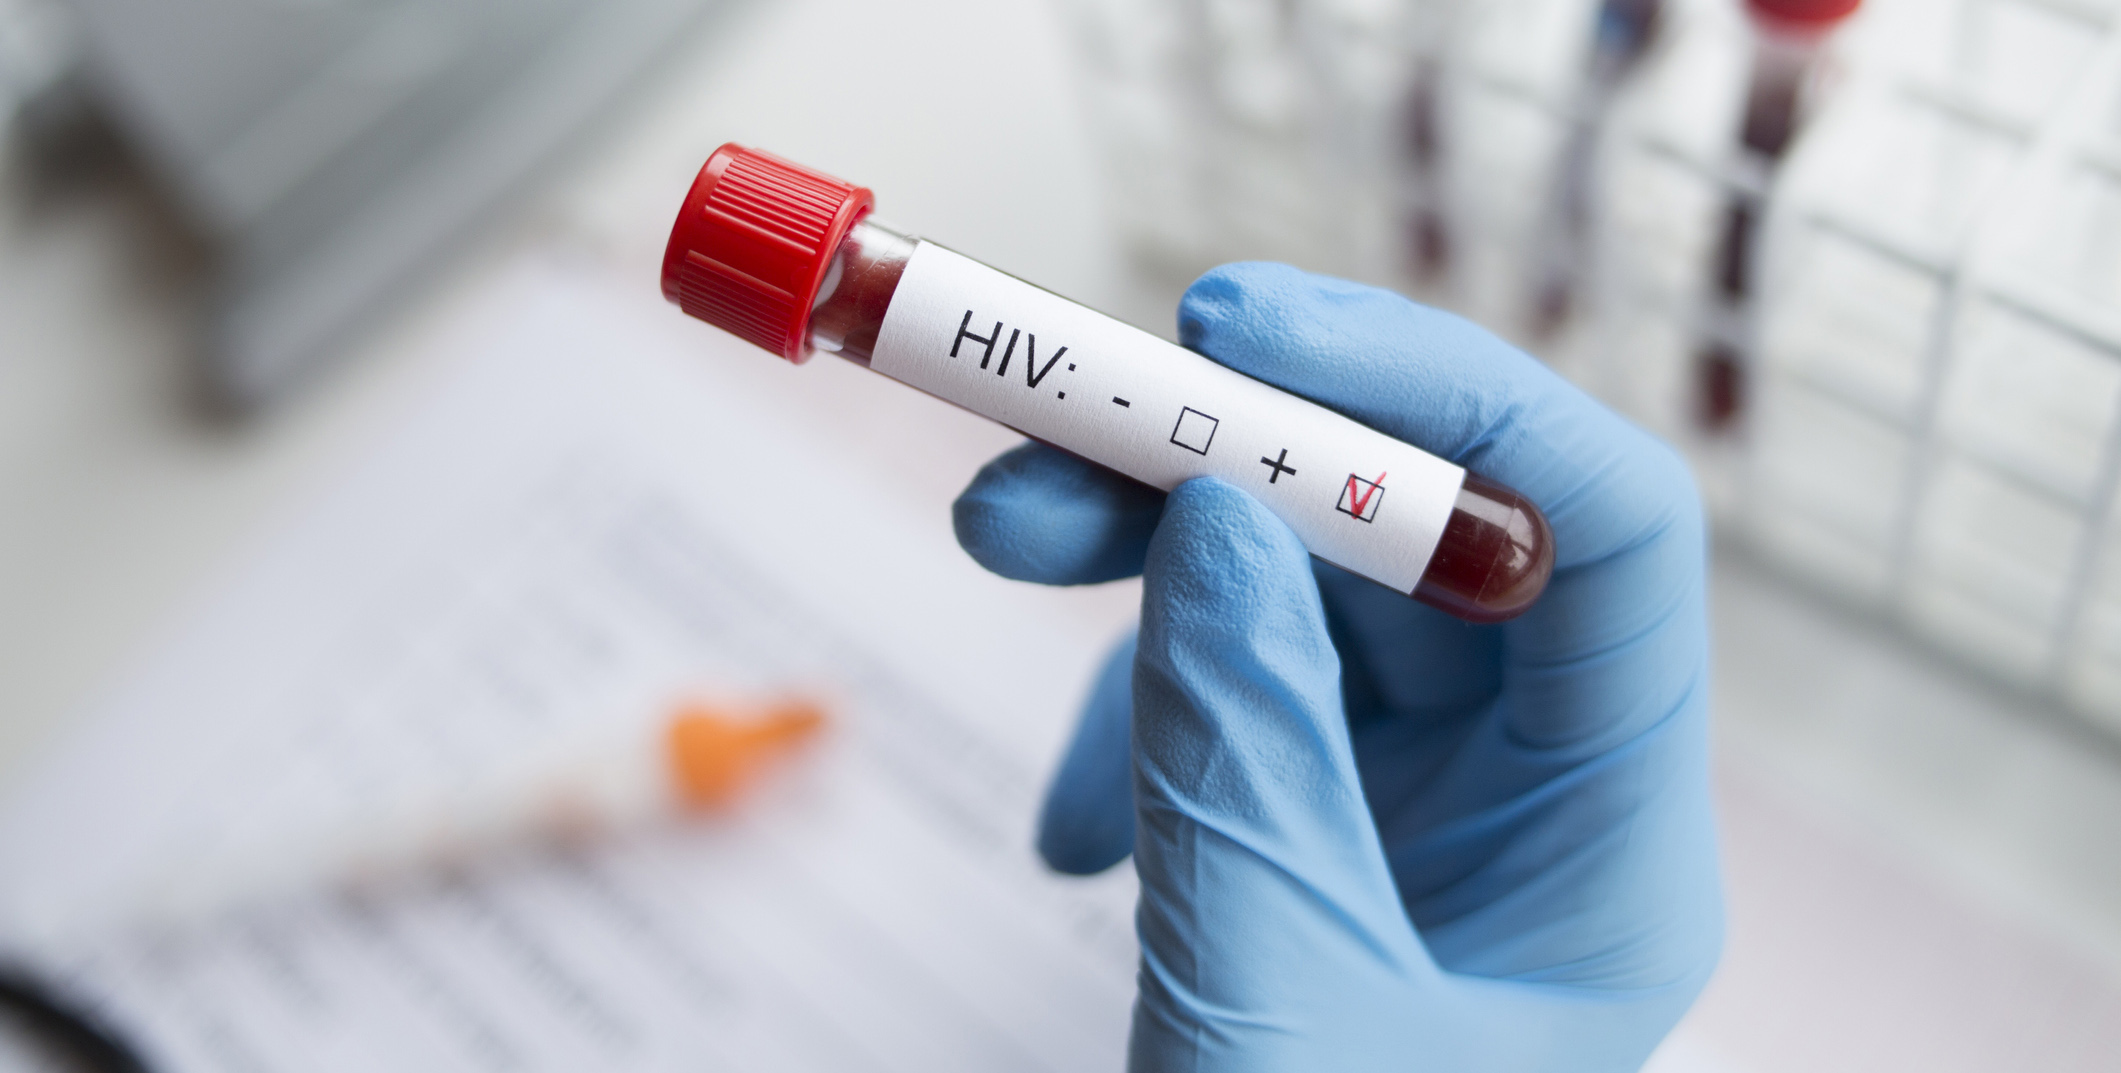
[666,700,828,809]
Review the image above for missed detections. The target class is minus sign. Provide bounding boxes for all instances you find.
[1112,397,1131,407]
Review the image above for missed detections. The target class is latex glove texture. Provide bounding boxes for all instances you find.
[953,264,1721,1072]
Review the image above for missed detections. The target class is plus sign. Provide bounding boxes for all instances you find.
[1260,448,1297,484]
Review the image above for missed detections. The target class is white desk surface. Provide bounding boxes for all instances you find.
[2,0,2118,1068]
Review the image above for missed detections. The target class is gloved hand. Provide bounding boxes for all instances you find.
[953,264,1721,1071]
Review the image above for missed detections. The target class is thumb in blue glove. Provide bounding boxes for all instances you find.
[955,264,1722,1071]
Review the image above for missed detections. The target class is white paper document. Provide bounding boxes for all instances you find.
[0,254,1139,1071]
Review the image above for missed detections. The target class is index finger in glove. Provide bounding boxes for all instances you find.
[954,442,1162,586]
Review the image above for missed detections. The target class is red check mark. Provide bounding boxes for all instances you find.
[1346,472,1386,516]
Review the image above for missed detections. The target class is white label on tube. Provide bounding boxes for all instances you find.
[869,242,1465,594]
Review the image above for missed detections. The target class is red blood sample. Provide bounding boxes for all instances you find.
[665,144,1554,623]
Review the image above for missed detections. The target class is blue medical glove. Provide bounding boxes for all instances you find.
[953,264,1721,1071]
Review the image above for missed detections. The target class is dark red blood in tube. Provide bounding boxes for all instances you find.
[1413,475,1555,623]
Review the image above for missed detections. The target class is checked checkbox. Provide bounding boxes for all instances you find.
[1336,472,1386,522]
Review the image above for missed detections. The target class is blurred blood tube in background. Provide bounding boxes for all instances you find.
[1531,0,1665,339]
[1695,0,1861,432]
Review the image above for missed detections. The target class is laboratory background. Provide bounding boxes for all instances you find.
[1,0,2119,1069]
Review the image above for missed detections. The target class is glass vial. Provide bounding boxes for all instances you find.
[667,144,1554,623]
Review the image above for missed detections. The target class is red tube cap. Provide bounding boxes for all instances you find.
[662,143,873,362]
[1746,0,1860,28]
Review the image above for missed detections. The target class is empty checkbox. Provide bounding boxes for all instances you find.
[1170,407,1219,455]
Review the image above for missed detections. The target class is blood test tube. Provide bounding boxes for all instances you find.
[662,144,1553,622]
[1695,0,1860,430]
[1401,56,1454,284]
[1531,0,1664,338]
